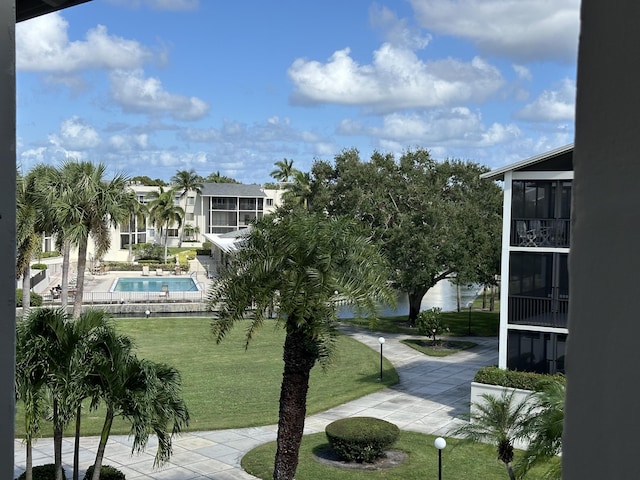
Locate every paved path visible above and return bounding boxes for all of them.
[14,327,497,480]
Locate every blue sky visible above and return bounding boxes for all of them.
[16,0,580,184]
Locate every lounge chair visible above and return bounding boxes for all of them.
[156,268,163,276]
[142,265,149,276]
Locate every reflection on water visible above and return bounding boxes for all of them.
[337,279,481,318]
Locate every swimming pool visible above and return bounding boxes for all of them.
[111,277,200,292]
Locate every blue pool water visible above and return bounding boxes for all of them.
[111,277,199,292]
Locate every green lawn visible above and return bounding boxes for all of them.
[242,431,559,480]
[342,310,499,337]
[15,317,399,437]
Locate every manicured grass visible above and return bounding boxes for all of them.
[242,431,559,480]
[15,317,398,437]
[343,310,499,337]
[401,338,477,357]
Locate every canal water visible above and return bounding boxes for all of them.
[337,279,482,318]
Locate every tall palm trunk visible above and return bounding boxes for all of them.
[22,266,31,312]
[53,399,64,480]
[72,238,89,318]
[73,406,82,480]
[92,407,115,480]
[273,329,316,480]
[25,438,33,480]
[61,240,71,309]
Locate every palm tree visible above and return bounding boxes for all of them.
[16,170,44,311]
[204,170,240,183]
[450,390,530,480]
[170,169,203,244]
[147,186,184,262]
[208,208,394,480]
[515,381,565,479]
[282,170,313,209]
[88,344,189,480]
[270,158,296,184]
[123,190,148,263]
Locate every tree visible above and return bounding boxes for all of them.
[146,186,184,262]
[270,158,296,183]
[516,381,565,479]
[87,329,189,480]
[450,390,530,480]
[281,170,313,210]
[208,208,395,480]
[16,170,45,311]
[204,170,240,183]
[129,175,167,186]
[171,169,203,244]
[309,148,503,322]
[124,191,148,263]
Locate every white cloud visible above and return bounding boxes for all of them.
[369,5,431,50]
[110,69,210,120]
[338,107,521,148]
[288,45,504,112]
[513,65,532,81]
[49,116,102,151]
[516,78,576,122]
[108,134,149,151]
[16,13,152,72]
[408,0,580,63]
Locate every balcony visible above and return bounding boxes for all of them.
[511,218,570,248]
[508,295,568,328]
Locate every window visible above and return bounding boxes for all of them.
[187,196,195,205]
[507,331,566,374]
[186,212,194,221]
[167,229,179,238]
[266,198,274,207]
[239,198,256,210]
[210,197,236,210]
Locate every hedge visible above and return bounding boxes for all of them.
[474,366,566,391]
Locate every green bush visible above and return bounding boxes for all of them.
[416,307,448,344]
[474,366,566,391]
[83,465,126,480]
[135,243,164,262]
[325,417,400,463]
[16,464,66,480]
[16,289,43,307]
[83,465,125,480]
[40,251,61,259]
[31,263,48,270]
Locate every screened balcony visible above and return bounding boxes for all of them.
[508,295,569,328]
[511,218,570,247]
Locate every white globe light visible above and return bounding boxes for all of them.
[434,437,447,450]
[378,337,385,345]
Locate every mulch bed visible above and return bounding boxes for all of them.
[312,446,409,470]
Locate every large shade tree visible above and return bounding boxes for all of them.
[308,148,503,322]
[208,208,395,480]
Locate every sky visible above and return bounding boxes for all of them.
[16,0,580,184]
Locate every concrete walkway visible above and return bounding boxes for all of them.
[14,327,498,480]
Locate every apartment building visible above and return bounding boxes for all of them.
[482,144,573,374]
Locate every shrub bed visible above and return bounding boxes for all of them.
[83,465,126,480]
[31,263,47,270]
[474,366,566,391]
[16,464,66,480]
[325,417,400,463]
[16,289,43,307]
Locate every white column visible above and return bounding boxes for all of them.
[498,171,512,369]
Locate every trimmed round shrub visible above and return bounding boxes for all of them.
[325,417,400,463]
[16,464,66,480]
[16,289,43,307]
[83,465,126,480]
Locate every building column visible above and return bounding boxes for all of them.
[1,1,17,477]
[564,0,640,477]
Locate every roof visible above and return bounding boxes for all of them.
[17,0,92,23]
[481,143,574,180]
[203,229,250,253]
[201,183,266,197]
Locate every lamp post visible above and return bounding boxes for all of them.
[378,337,385,381]
[434,437,446,480]
[145,309,150,319]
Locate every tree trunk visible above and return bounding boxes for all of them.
[73,406,82,480]
[72,238,88,318]
[506,462,516,480]
[490,285,496,311]
[22,266,31,312]
[92,407,114,480]
[407,287,428,325]
[61,241,71,309]
[456,283,461,312]
[273,329,316,480]
[482,286,487,309]
[25,438,33,480]
[53,400,64,480]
